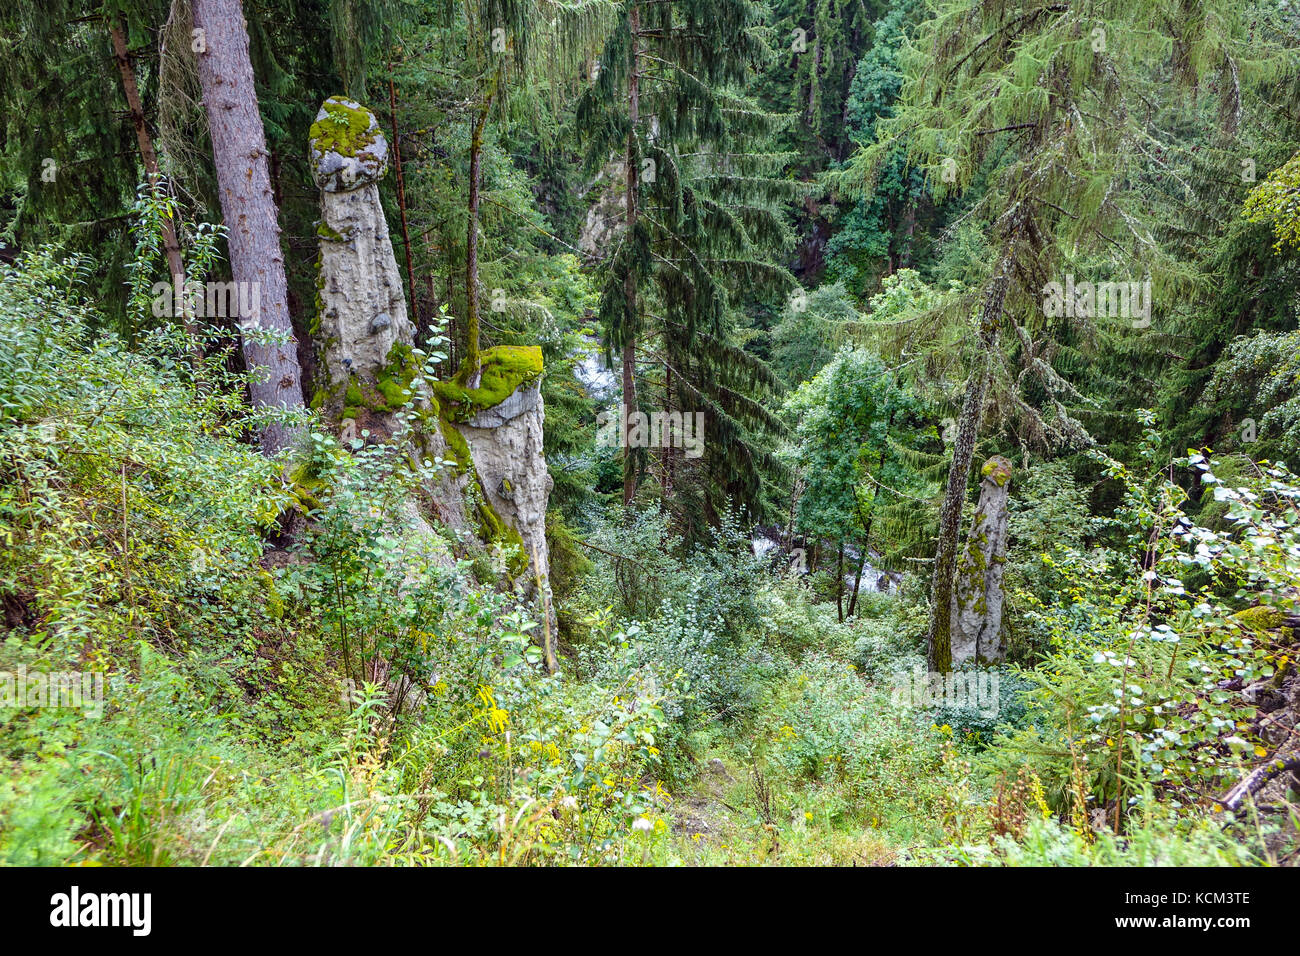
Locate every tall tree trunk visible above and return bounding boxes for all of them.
[388,62,419,335]
[836,542,845,623]
[848,408,894,618]
[807,36,821,120]
[926,248,1014,672]
[847,547,867,616]
[192,0,304,456]
[109,19,198,352]
[621,3,641,508]
[784,475,803,551]
[846,513,873,618]
[464,66,501,384]
[465,105,487,380]
[950,456,1013,665]
[899,200,917,269]
[665,358,676,494]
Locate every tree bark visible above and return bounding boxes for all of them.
[109,19,198,351]
[622,3,641,508]
[836,542,844,623]
[848,411,893,618]
[192,0,304,456]
[784,475,803,551]
[464,65,502,384]
[465,95,489,380]
[662,359,673,496]
[950,456,1013,664]
[846,516,872,618]
[388,63,419,336]
[1221,756,1300,811]
[807,36,820,120]
[926,248,1014,672]
[899,200,917,269]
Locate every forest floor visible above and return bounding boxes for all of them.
[668,747,901,866]
[670,757,750,860]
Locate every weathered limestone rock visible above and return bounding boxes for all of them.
[432,346,555,633]
[577,160,626,258]
[950,455,1013,664]
[308,96,411,406]
[308,102,554,634]
[308,95,470,542]
[310,95,390,191]
[458,379,555,623]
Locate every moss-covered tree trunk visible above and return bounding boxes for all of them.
[950,456,1013,664]
[926,247,1014,672]
[193,0,304,456]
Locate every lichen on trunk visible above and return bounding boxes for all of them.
[949,455,1013,665]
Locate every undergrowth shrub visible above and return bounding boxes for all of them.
[758,652,955,838]
[984,416,1300,840]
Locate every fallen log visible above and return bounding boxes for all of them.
[1220,755,1300,811]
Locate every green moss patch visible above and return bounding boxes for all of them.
[374,342,420,408]
[316,220,347,242]
[471,479,528,580]
[1231,605,1287,631]
[431,345,544,422]
[330,342,422,421]
[345,379,365,408]
[309,96,380,158]
[287,460,328,514]
[438,418,473,474]
[981,456,1013,487]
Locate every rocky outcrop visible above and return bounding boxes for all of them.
[307,95,469,537]
[577,160,626,258]
[308,96,411,413]
[431,346,554,635]
[950,455,1013,665]
[459,379,554,626]
[307,97,555,640]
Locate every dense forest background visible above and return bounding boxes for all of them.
[1,0,1299,865]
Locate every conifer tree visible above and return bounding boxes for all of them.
[757,0,882,163]
[844,0,1293,671]
[0,1,175,333]
[193,0,305,455]
[448,0,612,381]
[576,0,800,513]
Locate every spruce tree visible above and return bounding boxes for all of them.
[193,0,305,456]
[576,0,800,515]
[844,0,1295,671]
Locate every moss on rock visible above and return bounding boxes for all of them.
[431,345,543,422]
[329,343,422,422]
[374,342,420,410]
[287,460,328,514]
[345,379,365,408]
[470,478,528,579]
[309,96,380,158]
[1232,605,1287,631]
[316,220,347,242]
[981,456,1013,487]
[438,418,473,474]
